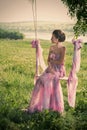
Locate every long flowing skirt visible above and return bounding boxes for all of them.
[28,64,66,113]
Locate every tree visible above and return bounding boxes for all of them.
[0,29,24,40]
[61,0,87,37]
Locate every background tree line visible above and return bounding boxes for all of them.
[0,28,24,40]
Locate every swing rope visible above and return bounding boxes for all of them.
[31,0,46,79]
[31,0,39,76]
[31,0,37,40]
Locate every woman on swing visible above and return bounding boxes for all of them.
[27,29,66,113]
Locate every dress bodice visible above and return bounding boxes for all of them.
[48,45,66,66]
[45,45,66,76]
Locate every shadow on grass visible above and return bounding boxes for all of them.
[0,108,63,130]
[0,99,87,130]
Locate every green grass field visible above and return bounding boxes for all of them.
[0,39,87,130]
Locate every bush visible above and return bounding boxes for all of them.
[0,28,24,40]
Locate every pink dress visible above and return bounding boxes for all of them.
[28,45,66,113]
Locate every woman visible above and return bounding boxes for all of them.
[27,29,66,113]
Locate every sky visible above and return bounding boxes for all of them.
[0,0,76,23]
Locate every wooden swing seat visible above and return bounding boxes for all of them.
[59,76,68,80]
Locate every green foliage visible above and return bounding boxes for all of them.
[61,0,87,37]
[0,28,24,40]
[0,39,87,130]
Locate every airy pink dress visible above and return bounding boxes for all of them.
[28,45,66,113]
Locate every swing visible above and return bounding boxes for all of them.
[30,0,82,108]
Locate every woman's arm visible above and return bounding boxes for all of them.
[47,46,53,64]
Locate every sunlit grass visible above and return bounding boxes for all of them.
[0,39,87,130]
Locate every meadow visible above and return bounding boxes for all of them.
[0,38,87,130]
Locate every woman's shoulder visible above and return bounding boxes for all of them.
[61,46,66,51]
[62,46,66,49]
[50,45,57,50]
[50,45,66,52]
[61,46,66,53]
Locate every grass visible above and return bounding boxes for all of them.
[0,39,87,130]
